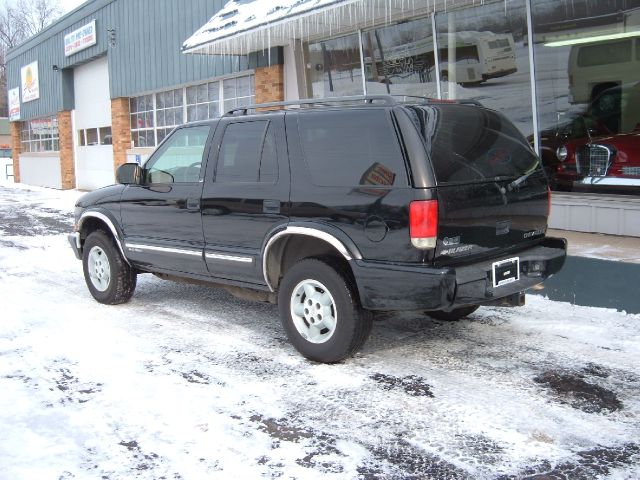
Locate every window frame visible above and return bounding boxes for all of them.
[20,116,60,153]
[130,74,256,149]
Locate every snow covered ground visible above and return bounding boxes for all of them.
[1,183,639,479]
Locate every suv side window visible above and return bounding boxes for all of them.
[216,121,278,183]
[145,126,210,184]
[297,109,407,187]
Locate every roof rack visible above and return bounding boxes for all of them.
[225,95,403,116]
[223,94,481,116]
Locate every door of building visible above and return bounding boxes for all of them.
[73,56,114,190]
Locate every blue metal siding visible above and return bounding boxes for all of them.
[7,0,244,121]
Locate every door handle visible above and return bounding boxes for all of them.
[187,198,200,211]
[263,200,280,214]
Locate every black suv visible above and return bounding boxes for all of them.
[69,96,566,363]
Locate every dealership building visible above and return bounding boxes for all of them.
[6,0,640,236]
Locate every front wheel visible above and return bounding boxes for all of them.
[278,258,372,363]
[82,230,137,305]
[428,305,479,321]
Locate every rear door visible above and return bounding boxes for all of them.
[407,105,548,265]
[200,114,290,284]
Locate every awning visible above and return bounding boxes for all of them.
[182,0,435,56]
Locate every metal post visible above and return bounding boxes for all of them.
[526,0,541,156]
[358,29,367,95]
[431,12,442,99]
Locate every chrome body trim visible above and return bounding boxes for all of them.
[262,226,362,292]
[125,243,202,257]
[78,211,129,264]
[205,252,253,263]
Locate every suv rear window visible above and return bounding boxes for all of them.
[298,109,408,188]
[408,105,541,184]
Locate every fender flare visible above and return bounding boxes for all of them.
[261,223,362,292]
[78,210,130,264]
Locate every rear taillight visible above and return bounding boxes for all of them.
[547,187,552,217]
[410,200,438,249]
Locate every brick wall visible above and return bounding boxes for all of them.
[255,64,285,105]
[111,98,131,170]
[10,122,21,183]
[58,111,75,190]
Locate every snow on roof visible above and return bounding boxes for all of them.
[182,0,431,56]
[183,0,355,54]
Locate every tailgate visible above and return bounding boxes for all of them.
[406,104,549,265]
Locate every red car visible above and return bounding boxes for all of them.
[543,82,640,193]
[555,131,640,192]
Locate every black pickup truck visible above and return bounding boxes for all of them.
[69,96,566,363]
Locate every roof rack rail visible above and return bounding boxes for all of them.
[223,94,482,116]
[224,95,399,116]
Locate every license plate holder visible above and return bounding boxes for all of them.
[492,257,520,288]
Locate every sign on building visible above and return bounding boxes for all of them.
[8,88,20,121]
[64,20,97,57]
[20,61,39,103]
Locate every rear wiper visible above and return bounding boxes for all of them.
[508,167,538,191]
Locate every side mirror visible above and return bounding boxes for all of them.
[116,163,143,185]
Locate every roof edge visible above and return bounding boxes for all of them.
[7,0,115,61]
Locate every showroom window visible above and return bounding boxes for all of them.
[361,17,437,98]
[129,74,255,148]
[306,34,364,98]
[434,2,533,137]
[532,0,640,195]
[20,116,59,153]
[303,2,532,137]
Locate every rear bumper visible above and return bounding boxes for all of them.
[351,237,567,311]
[482,67,517,80]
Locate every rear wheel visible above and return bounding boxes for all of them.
[82,230,137,305]
[278,258,372,363]
[428,305,479,321]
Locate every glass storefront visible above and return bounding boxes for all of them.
[361,17,437,98]
[306,34,364,98]
[532,0,640,195]
[435,1,533,137]
[302,0,640,196]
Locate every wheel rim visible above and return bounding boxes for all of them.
[290,279,337,344]
[88,246,111,292]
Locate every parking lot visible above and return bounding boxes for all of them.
[1,184,639,479]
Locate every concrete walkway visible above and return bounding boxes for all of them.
[535,229,640,313]
[548,229,640,264]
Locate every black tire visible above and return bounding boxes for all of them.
[82,230,137,305]
[278,258,372,363]
[428,305,480,321]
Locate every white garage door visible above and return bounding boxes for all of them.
[74,56,114,191]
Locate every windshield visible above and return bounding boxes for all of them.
[407,105,541,184]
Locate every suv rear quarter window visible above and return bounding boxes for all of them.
[297,109,408,188]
